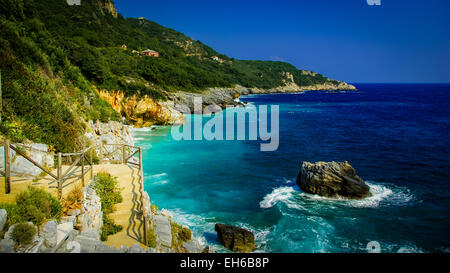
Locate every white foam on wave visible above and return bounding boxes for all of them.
[259,186,295,209]
[169,209,216,248]
[299,182,413,208]
[132,127,153,132]
[153,180,169,185]
[151,173,167,178]
[261,182,414,210]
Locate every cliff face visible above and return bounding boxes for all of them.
[98,89,184,127]
[243,71,357,94]
[90,0,118,18]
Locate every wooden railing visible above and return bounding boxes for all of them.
[99,143,148,244]
[2,141,148,244]
[2,140,94,199]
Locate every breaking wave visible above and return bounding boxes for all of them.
[260,182,414,209]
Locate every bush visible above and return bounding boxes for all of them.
[11,222,36,246]
[100,215,123,241]
[14,186,62,226]
[93,172,123,240]
[93,172,123,214]
[171,221,192,249]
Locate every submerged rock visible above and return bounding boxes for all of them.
[215,223,255,253]
[297,161,371,199]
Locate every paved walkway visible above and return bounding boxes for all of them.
[96,164,147,249]
[0,163,146,249]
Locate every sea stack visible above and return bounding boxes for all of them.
[296,161,372,199]
[215,224,255,253]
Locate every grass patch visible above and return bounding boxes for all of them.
[93,172,123,241]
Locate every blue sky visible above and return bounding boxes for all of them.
[115,0,450,83]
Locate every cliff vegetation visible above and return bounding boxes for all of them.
[0,0,353,151]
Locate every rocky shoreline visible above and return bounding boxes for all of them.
[98,80,356,128]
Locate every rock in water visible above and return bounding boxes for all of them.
[297,161,371,199]
[214,224,255,253]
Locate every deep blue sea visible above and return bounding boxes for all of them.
[134,84,450,253]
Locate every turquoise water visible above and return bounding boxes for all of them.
[134,84,450,253]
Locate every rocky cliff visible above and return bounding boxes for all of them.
[90,0,118,18]
[98,90,184,127]
[97,77,356,127]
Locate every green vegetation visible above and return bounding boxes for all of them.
[0,0,341,152]
[0,187,62,235]
[93,172,123,241]
[171,221,192,251]
[10,222,36,246]
[0,187,62,229]
[147,221,157,248]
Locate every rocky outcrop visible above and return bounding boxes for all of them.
[246,81,357,94]
[215,223,255,253]
[98,90,184,126]
[297,161,371,199]
[167,86,245,114]
[96,74,355,127]
[85,120,134,146]
[85,120,135,162]
[0,143,54,178]
[91,0,118,18]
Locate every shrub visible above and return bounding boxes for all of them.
[14,186,62,226]
[171,221,192,250]
[93,172,123,214]
[11,222,36,246]
[93,172,123,240]
[146,221,157,248]
[100,215,123,241]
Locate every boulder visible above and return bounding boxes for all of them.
[297,161,371,199]
[56,222,74,246]
[0,143,54,177]
[0,209,7,232]
[182,239,203,253]
[0,238,15,253]
[214,223,255,253]
[154,214,172,250]
[41,221,58,248]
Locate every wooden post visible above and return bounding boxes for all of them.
[99,142,103,164]
[81,153,85,187]
[122,144,126,164]
[139,147,147,244]
[4,140,11,194]
[57,153,62,200]
[89,148,93,178]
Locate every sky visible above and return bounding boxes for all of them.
[114,0,450,83]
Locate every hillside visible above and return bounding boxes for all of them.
[0,0,355,152]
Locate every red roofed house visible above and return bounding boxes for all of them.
[141,49,159,57]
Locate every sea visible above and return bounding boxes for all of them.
[133,84,450,253]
